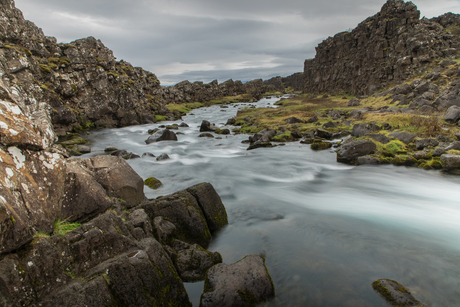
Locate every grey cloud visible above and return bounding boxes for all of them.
[14,0,459,86]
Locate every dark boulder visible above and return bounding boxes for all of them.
[415,138,439,150]
[61,158,114,223]
[441,154,460,170]
[199,133,215,138]
[286,117,304,124]
[310,141,332,151]
[306,116,318,123]
[173,243,223,282]
[315,129,333,140]
[389,131,417,144]
[249,129,276,143]
[156,153,170,161]
[85,155,145,208]
[352,123,381,137]
[142,190,212,247]
[200,120,216,132]
[445,106,460,123]
[432,147,446,157]
[394,84,412,95]
[247,141,275,151]
[152,216,177,245]
[337,140,377,164]
[125,209,154,241]
[186,183,228,233]
[348,98,361,106]
[357,156,384,165]
[145,129,178,144]
[368,134,390,144]
[200,255,275,307]
[446,141,460,151]
[322,122,338,129]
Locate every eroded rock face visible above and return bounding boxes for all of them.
[0,71,66,255]
[303,0,460,95]
[0,212,192,307]
[200,255,275,307]
[61,158,114,223]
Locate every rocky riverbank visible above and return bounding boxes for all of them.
[229,1,460,175]
[0,0,277,305]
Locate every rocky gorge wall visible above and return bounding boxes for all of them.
[303,0,460,95]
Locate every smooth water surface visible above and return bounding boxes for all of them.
[83,97,460,306]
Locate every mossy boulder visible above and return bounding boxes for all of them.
[59,136,88,146]
[440,154,460,170]
[144,177,163,190]
[372,278,423,306]
[310,141,332,151]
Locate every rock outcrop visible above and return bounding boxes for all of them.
[304,0,460,95]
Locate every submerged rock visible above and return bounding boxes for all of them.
[200,255,275,307]
[372,278,423,307]
[145,129,178,144]
[200,120,216,132]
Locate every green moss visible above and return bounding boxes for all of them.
[10,215,16,225]
[60,57,71,65]
[59,136,88,146]
[107,71,119,78]
[272,131,292,142]
[144,177,163,190]
[53,219,81,236]
[39,64,52,74]
[155,115,168,122]
[48,63,58,70]
[446,25,460,35]
[385,140,404,153]
[48,57,60,63]
[64,267,76,279]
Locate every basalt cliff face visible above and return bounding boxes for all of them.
[304,0,460,95]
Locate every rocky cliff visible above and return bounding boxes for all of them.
[303,0,460,95]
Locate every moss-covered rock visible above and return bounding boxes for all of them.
[310,141,332,151]
[372,278,424,307]
[144,177,163,190]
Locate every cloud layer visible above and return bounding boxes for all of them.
[14,0,460,85]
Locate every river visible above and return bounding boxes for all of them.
[82,96,460,306]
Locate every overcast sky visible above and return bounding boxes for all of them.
[13,0,460,86]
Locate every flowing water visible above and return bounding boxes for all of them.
[82,97,460,307]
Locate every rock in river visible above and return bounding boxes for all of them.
[336,140,377,164]
[200,255,275,307]
[145,129,178,144]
